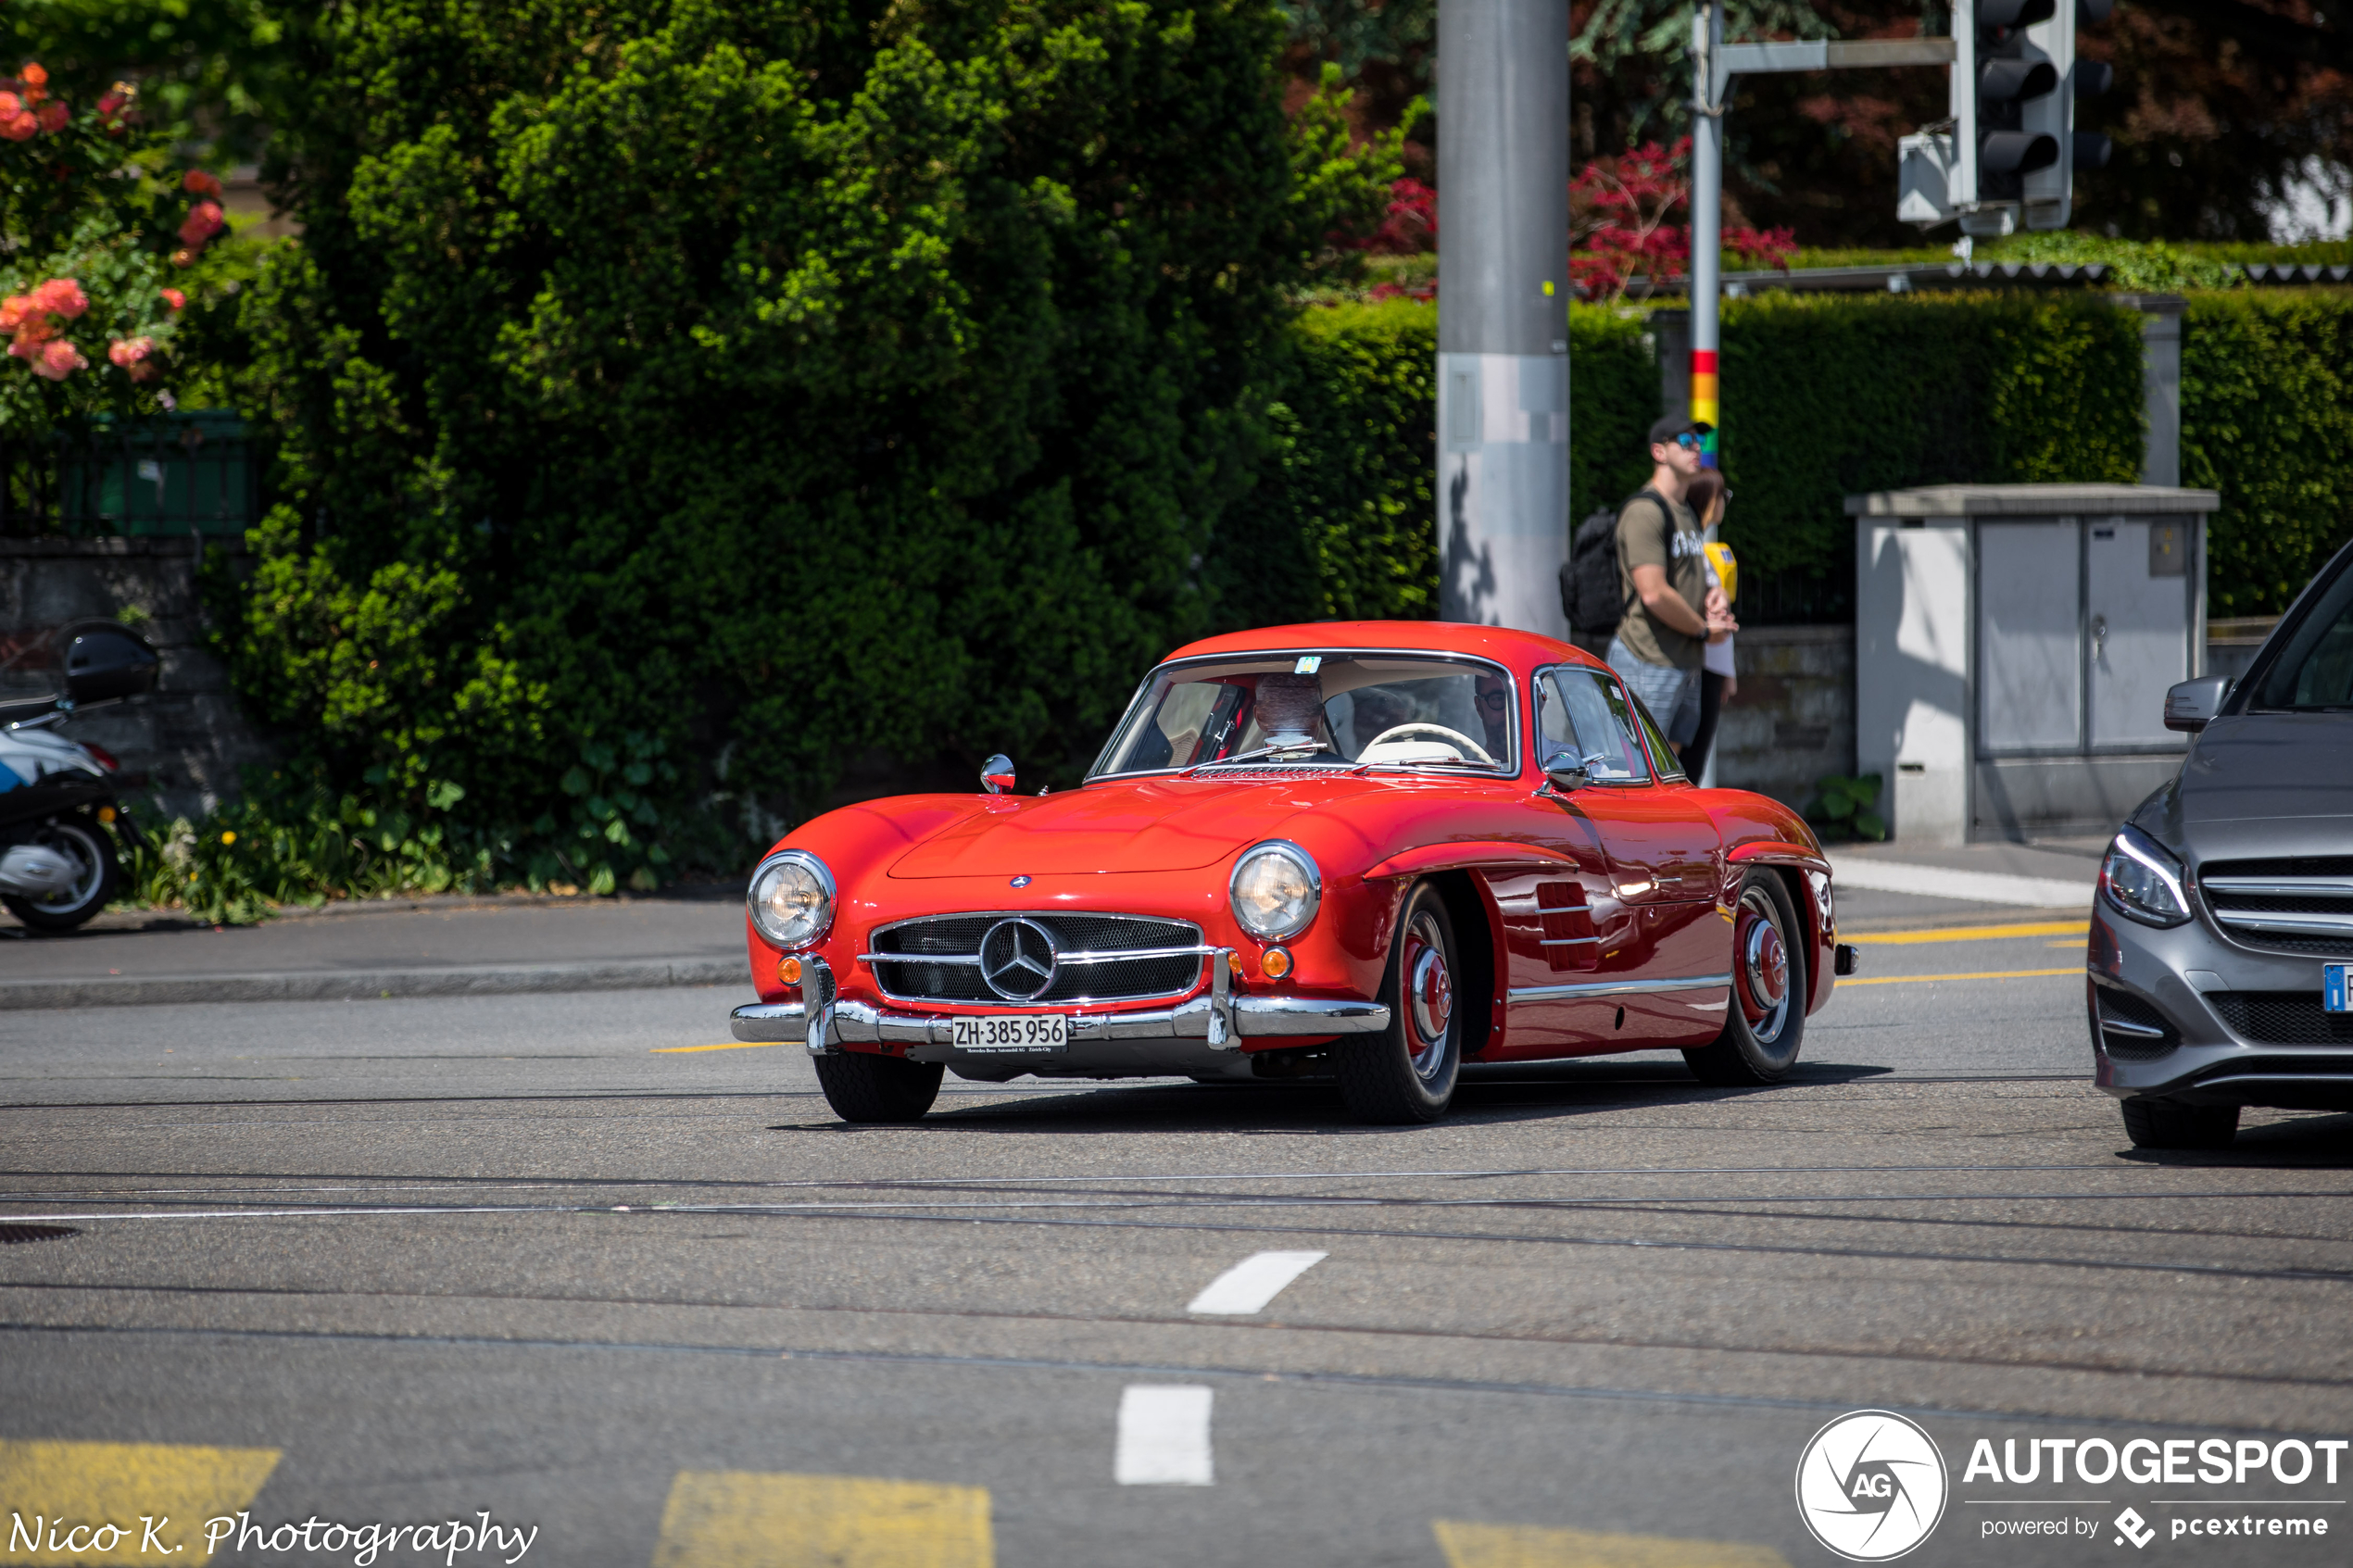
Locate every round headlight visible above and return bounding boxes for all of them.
[1229,841,1321,941]
[749,850,835,949]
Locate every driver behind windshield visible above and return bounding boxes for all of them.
[1475,672,1511,759]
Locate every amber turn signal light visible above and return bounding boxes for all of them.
[778,955,803,985]
[1260,947,1292,980]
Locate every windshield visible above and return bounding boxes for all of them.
[2251,563,2353,711]
[1089,653,1516,777]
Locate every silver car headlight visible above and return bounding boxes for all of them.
[749,850,835,949]
[2100,826,2191,928]
[1229,841,1321,940]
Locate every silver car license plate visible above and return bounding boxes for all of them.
[2327,964,2350,1014]
[952,1014,1069,1053]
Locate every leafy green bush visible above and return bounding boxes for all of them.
[2182,291,2353,616]
[1806,773,1886,843]
[206,0,1400,858]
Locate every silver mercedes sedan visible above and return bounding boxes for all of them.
[2092,536,2353,1148]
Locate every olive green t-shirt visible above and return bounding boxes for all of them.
[1614,490,1710,671]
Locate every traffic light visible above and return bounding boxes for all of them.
[1941,0,2113,232]
[2021,0,2115,227]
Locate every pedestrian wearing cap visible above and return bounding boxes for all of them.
[1605,415,1738,758]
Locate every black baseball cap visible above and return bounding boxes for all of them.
[1648,414,1714,448]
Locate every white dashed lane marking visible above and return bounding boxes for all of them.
[1114,1386,1214,1486]
[1186,1248,1328,1314]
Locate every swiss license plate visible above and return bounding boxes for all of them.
[951,1014,1070,1053]
[2326,964,2350,1014]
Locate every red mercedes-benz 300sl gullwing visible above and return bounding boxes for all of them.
[731,621,1854,1123]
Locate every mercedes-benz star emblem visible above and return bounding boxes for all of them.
[979,917,1059,1001]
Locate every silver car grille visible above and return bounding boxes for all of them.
[2199,858,2353,956]
[863,913,1207,1006]
[2208,991,2353,1047]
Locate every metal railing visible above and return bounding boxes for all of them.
[0,411,258,538]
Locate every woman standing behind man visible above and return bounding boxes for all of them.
[1681,470,1736,781]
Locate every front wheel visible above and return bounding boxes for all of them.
[1335,881,1462,1124]
[813,1050,944,1123]
[1683,870,1806,1086]
[2,816,120,933]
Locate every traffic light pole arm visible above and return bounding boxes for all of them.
[1710,37,1957,100]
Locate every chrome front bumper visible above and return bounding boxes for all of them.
[729,993,1389,1051]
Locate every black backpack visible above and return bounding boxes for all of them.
[1558,489,1665,638]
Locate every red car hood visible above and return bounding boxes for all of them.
[888,778,1345,878]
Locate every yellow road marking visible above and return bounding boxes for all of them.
[0,1440,279,1565]
[2047,937,2087,947]
[1845,920,2085,945]
[651,1471,992,1568]
[1435,1520,1791,1568]
[652,1042,778,1054]
[1842,966,2082,986]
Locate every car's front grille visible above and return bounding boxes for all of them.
[2201,857,2353,957]
[2208,991,2353,1047]
[2095,985,2177,1059]
[866,913,1205,1006]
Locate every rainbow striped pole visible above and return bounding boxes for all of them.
[1690,0,1723,468]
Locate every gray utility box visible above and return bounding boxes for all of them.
[1851,483,2221,845]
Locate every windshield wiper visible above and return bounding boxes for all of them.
[1188,744,1330,774]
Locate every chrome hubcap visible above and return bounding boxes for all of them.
[1734,886,1793,1046]
[1401,910,1453,1080]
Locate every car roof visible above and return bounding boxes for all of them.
[1162,621,1604,673]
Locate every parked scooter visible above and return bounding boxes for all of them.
[0,621,160,931]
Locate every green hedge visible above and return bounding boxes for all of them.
[2183,292,2353,617]
[1218,298,1655,627]
[1718,292,2146,597]
[1255,290,2353,625]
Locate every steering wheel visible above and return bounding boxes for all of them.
[1362,722,1496,765]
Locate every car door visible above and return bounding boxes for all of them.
[1504,665,1729,1055]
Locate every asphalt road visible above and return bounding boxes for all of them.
[3,912,2350,1568]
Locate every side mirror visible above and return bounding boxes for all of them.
[60,622,160,707]
[1542,760,1591,795]
[2164,674,2232,733]
[980,753,1016,795]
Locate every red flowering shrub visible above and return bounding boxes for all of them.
[178,199,225,249]
[0,63,206,420]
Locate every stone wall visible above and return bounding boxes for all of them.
[0,537,276,821]
[1715,624,1856,815]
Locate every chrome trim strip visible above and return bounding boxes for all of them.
[1508,973,1733,1003]
[2203,878,2353,897]
[1233,996,1390,1035]
[821,993,1391,1047]
[730,1002,808,1044]
[2097,1014,2169,1040]
[2214,911,2353,935]
[1539,935,1600,947]
[860,943,1220,968]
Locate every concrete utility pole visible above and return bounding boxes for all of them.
[1436,0,1570,635]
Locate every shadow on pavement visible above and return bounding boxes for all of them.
[2115,1110,2353,1170]
[770,1061,1895,1135]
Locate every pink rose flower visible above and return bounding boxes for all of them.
[178,200,225,248]
[31,278,87,318]
[34,101,66,132]
[31,339,85,381]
